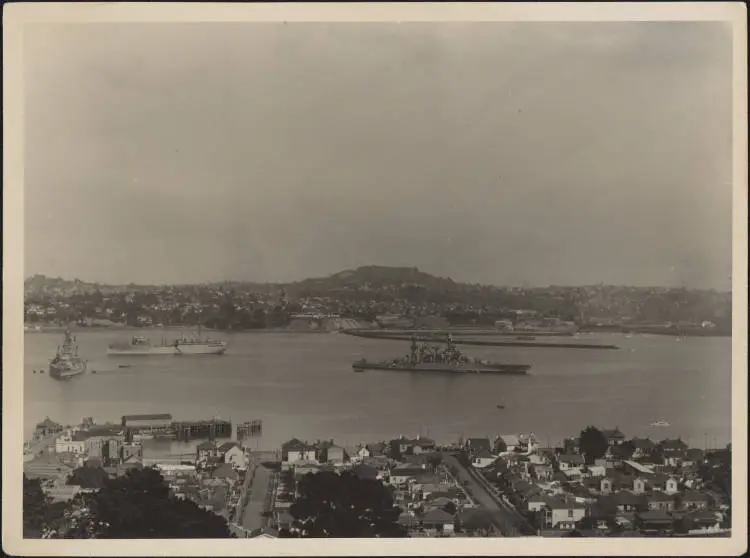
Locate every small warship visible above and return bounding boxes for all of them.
[352,334,530,376]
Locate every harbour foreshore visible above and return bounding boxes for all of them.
[24,414,731,539]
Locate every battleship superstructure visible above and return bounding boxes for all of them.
[49,329,87,379]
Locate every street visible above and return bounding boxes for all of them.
[441,453,529,536]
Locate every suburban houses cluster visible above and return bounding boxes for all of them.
[465,428,731,537]
[23,417,251,520]
[24,416,732,538]
[24,272,731,333]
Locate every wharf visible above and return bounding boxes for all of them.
[172,419,232,441]
[343,330,618,350]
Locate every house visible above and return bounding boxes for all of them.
[358,442,386,459]
[533,463,554,481]
[498,434,521,452]
[419,508,455,534]
[196,441,218,461]
[120,442,143,463]
[681,464,701,481]
[664,477,679,495]
[630,438,657,458]
[682,490,712,510]
[217,442,247,469]
[281,438,317,463]
[633,477,647,495]
[600,477,614,495]
[315,440,347,464]
[660,438,688,454]
[557,454,585,470]
[647,491,675,512]
[528,495,554,513]
[35,417,64,438]
[529,448,555,466]
[470,447,496,469]
[389,464,427,486]
[541,497,587,530]
[686,510,722,531]
[645,473,670,492]
[635,510,674,534]
[212,463,238,485]
[601,428,626,446]
[682,449,705,467]
[55,436,86,455]
[464,437,492,457]
[391,435,435,456]
[613,490,644,513]
[664,450,687,467]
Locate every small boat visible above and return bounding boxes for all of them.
[118,364,132,368]
[650,420,671,427]
[496,404,505,409]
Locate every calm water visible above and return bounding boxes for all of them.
[23,330,731,452]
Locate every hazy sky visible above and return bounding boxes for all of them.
[23,22,734,288]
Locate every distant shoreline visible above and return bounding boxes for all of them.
[24,323,730,338]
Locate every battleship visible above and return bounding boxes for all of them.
[106,326,227,356]
[49,329,87,379]
[353,335,530,376]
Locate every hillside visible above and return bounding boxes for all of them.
[286,266,459,297]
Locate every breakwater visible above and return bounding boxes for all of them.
[343,330,619,350]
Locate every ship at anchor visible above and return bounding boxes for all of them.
[106,325,227,356]
[49,329,87,379]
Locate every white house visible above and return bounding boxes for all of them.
[542,498,587,529]
[281,438,317,463]
[218,442,247,470]
[55,436,86,455]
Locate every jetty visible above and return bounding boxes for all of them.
[342,329,619,350]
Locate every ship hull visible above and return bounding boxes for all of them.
[174,343,227,355]
[106,346,178,356]
[352,360,529,375]
[49,359,87,379]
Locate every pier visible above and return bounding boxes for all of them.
[173,419,232,441]
[343,329,619,350]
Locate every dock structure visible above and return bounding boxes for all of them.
[236,420,263,446]
[173,418,232,441]
[121,413,174,440]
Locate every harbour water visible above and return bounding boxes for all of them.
[23,330,732,452]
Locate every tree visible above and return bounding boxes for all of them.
[24,475,49,538]
[284,471,407,537]
[578,426,609,464]
[58,468,232,538]
[67,466,110,490]
[23,475,66,538]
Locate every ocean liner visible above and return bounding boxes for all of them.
[106,326,227,356]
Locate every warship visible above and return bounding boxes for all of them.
[49,329,87,379]
[353,335,530,376]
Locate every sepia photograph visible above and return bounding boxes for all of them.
[3,2,747,556]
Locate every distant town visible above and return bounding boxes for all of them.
[24,415,732,539]
[23,267,731,335]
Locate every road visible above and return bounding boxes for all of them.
[441,453,530,536]
[241,462,273,532]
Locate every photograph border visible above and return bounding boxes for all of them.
[3,2,747,556]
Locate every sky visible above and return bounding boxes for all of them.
[23,22,734,289]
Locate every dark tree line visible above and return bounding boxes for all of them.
[24,469,232,539]
[280,471,407,538]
